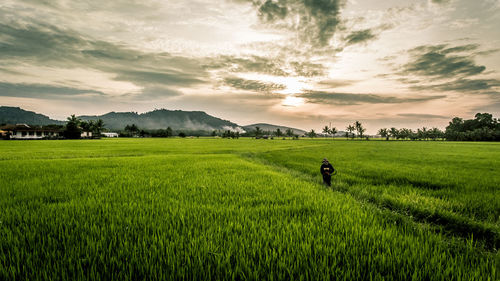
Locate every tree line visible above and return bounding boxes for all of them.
[317,113,499,141]
[377,127,444,141]
[444,113,499,141]
[60,112,499,141]
[64,115,105,139]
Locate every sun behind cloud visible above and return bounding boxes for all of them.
[282,96,305,107]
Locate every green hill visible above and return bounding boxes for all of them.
[79,109,242,131]
[0,106,64,125]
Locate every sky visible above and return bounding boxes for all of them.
[1,0,499,133]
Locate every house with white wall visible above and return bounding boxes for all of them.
[0,124,61,140]
[102,132,118,137]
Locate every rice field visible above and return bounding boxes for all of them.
[0,138,498,280]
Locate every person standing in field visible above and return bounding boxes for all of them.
[320,158,335,187]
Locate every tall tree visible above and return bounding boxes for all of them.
[275,128,283,138]
[389,127,399,140]
[64,114,82,139]
[307,129,317,138]
[322,126,330,137]
[254,126,262,138]
[346,125,355,139]
[378,128,389,140]
[329,127,337,138]
[125,124,139,137]
[92,119,104,137]
[80,120,92,138]
[354,121,365,138]
[286,128,294,138]
[166,126,173,137]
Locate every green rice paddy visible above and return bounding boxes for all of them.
[0,138,498,280]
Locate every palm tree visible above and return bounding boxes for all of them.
[421,127,428,140]
[429,127,443,140]
[67,114,80,124]
[358,126,366,139]
[92,119,104,138]
[378,128,389,140]
[346,125,355,139]
[322,125,330,137]
[307,129,317,138]
[80,120,90,132]
[389,127,399,140]
[329,127,337,138]
[354,121,365,138]
[64,114,82,139]
[80,120,93,138]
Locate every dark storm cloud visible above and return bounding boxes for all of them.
[397,113,450,119]
[205,55,289,76]
[344,29,377,45]
[258,0,288,21]
[115,70,205,86]
[246,0,346,47]
[411,79,500,92]
[0,20,208,97]
[402,44,486,79]
[0,82,104,99]
[0,22,89,63]
[121,86,182,101]
[391,43,500,94]
[298,91,445,105]
[223,77,286,92]
[204,55,327,77]
[290,61,326,77]
[316,79,356,88]
[430,0,450,4]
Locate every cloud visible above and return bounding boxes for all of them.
[402,44,486,79]
[411,79,500,92]
[397,113,450,119]
[298,91,445,105]
[389,43,500,96]
[344,29,377,45]
[114,70,205,87]
[247,0,346,47]
[0,22,88,63]
[289,61,326,77]
[223,77,286,92]
[204,55,288,76]
[0,20,210,99]
[258,0,288,21]
[204,54,327,77]
[430,0,451,4]
[316,79,357,88]
[0,82,104,100]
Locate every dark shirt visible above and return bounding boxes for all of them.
[320,163,334,176]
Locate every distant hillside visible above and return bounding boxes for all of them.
[0,106,64,125]
[1,106,307,134]
[80,109,242,131]
[243,123,306,135]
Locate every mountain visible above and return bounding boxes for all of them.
[243,123,306,135]
[1,106,303,134]
[79,109,242,131]
[0,106,64,125]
